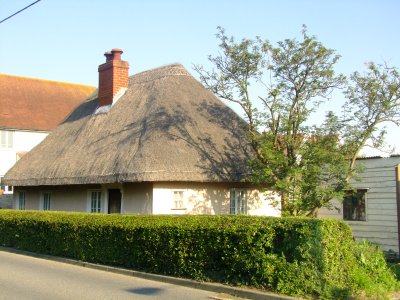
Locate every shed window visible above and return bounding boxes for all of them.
[230,189,248,214]
[343,189,366,221]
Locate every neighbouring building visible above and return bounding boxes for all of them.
[318,155,400,254]
[0,74,95,207]
[3,49,281,216]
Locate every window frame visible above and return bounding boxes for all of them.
[88,190,102,213]
[343,189,367,222]
[230,189,248,214]
[0,130,14,149]
[18,191,26,210]
[40,191,51,211]
[171,190,186,210]
[0,176,12,195]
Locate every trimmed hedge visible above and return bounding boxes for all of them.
[0,210,397,298]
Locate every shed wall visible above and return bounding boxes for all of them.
[318,157,400,253]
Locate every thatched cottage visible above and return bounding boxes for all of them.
[4,49,280,216]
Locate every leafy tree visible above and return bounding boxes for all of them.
[195,27,400,216]
[342,62,400,178]
[195,26,348,216]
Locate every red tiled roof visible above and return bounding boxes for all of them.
[0,74,96,131]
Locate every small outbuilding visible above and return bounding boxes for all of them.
[319,155,400,254]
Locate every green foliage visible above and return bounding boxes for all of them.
[0,210,397,298]
[350,240,399,298]
[194,26,265,132]
[342,62,400,173]
[196,26,400,217]
[389,263,400,281]
[195,26,349,217]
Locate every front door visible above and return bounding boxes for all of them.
[108,189,121,214]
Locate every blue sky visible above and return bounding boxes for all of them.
[1,0,399,155]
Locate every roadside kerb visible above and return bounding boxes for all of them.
[0,246,296,300]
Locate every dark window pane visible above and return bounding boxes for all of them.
[343,190,366,221]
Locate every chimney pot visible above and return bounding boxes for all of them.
[104,51,113,62]
[111,48,123,61]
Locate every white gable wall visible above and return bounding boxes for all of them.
[319,156,400,253]
[0,129,48,177]
[1,129,48,199]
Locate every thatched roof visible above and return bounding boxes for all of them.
[4,64,254,186]
[0,74,96,131]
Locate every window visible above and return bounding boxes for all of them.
[0,176,12,194]
[0,130,14,149]
[41,192,51,211]
[172,190,185,209]
[230,189,248,214]
[18,191,26,210]
[343,189,367,221]
[90,191,102,213]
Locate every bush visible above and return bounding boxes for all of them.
[390,263,400,281]
[351,240,398,298]
[0,210,397,298]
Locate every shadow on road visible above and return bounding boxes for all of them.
[126,287,164,295]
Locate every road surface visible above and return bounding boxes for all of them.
[0,250,233,300]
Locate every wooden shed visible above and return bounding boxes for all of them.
[319,155,400,254]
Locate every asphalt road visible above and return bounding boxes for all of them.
[0,251,230,300]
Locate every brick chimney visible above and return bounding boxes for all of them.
[98,48,129,107]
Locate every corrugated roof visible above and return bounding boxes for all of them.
[4,64,254,186]
[0,74,96,131]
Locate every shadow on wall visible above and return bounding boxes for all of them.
[187,189,281,215]
[188,188,229,214]
[247,190,281,214]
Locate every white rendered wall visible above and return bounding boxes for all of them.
[152,182,281,216]
[0,130,48,176]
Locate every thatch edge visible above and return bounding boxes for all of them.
[4,171,251,187]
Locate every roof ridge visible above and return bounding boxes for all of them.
[129,63,191,84]
[357,155,400,160]
[0,74,95,89]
